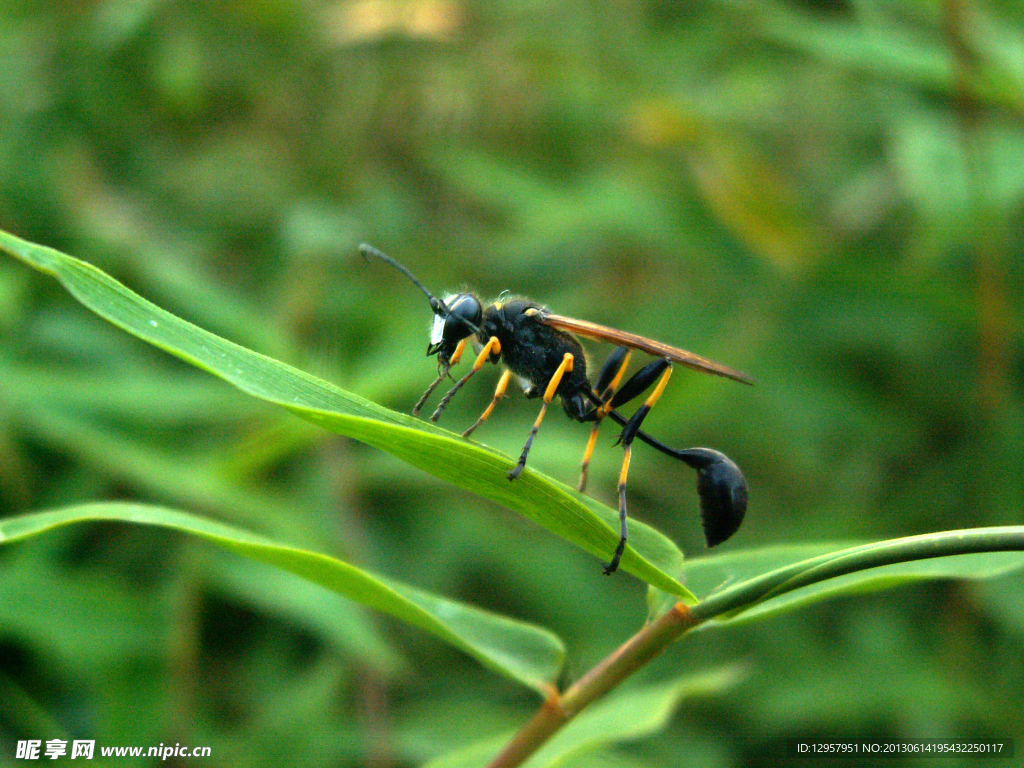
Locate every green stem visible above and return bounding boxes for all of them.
[690,526,1024,623]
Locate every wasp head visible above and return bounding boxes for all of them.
[427,293,482,366]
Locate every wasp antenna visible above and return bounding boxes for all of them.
[359,243,448,316]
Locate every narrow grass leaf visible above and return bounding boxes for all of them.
[0,502,565,693]
[687,527,1024,626]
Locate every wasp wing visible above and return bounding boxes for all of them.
[539,312,754,385]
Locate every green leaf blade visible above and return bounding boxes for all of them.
[0,502,565,694]
[687,528,1024,626]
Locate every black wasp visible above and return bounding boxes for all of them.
[361,244,752,574]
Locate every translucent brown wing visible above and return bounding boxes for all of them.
[539,312,754,385]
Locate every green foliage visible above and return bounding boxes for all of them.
[4,230,1024,766]
[1,0,1023,766]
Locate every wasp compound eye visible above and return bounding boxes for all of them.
[446,294,483,336]
[677,448,748,547]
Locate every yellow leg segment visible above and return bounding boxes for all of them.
[644,364,672,407]
[430,336,501,423]
[449,338,467,366]
[600,350,632,406]
[577,426,601,492]
[578,350,631,492]
[463,369,513,438]
[508,353,574,480]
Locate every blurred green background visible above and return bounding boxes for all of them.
[1,0,1022,766]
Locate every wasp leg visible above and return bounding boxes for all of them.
[607,358,673,411]
[413,338,467,416]
[413,371,446,416]
[508,352,574,481]
[463,369,513,438]
[604,360,672,575]
[579,347,631,492]
[578,427,601,493]
[582,356,669,489]
[430,336,500,423]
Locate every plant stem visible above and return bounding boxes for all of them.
[487,601,701,768]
